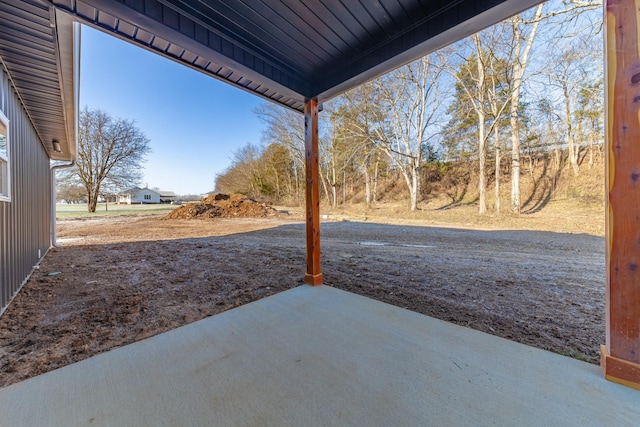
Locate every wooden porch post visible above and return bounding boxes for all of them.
[601,0,640,390]
[304,98,323,285]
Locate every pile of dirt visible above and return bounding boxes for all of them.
[165,193,281,220]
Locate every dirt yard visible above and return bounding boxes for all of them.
[0,210,605,387]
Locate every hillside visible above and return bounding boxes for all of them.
[320,155,606,236]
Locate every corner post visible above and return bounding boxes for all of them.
[601,0,640,390]
[304,99,323,285]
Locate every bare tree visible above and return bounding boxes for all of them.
[375,54,448,211]
[215,143,263,196]
[332,82,385,207]
[443,28,512,214]
[536,6,603,176]
[575,78,604,169]
[318,105,341,207]
[506,0,602,212]
[255,103,306,202]
[56,183,87,204]
[63,108,151,212]
[554,48,583,175]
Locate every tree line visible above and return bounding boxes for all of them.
[215,0,603,214]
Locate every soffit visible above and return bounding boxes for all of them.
[52,0,544,112]
[0,0,77,160]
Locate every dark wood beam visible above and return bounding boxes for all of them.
[601,0,640,390]
[304,98,323,286]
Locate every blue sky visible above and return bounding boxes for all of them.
[80,25,266,195]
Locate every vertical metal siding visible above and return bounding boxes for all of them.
[0,64,51,315]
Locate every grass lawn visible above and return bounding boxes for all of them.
[56,203,178,218]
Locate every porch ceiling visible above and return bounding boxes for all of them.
[0,0,77,161]
[1,0,544,161]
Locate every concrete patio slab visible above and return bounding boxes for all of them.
[0,285,638,426]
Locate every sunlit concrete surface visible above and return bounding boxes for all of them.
[0,285,638,426]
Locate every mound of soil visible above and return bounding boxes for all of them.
[165,193,280,220]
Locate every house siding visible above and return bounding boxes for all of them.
[132,189,161,204]
[0,64,52,314]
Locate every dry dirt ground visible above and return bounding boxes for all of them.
[0,211,605,387]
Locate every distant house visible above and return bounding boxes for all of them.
[118,187,177,204]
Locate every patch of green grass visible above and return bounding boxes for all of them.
[556,350,593,363]
[56,203,178,218]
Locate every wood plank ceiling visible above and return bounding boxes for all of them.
[1,0,544,160]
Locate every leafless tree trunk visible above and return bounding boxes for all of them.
[331,161,338,208]
[495,129,501,214]
[364,166,372,207]
[587,127,595,169]
[373,158,379,203]
[342,166,347,204]
[474,35,488,214]
[562,75,580,175]
[319,169,331,206]
[509,4,544,214]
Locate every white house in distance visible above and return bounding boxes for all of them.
[118,187,177,204]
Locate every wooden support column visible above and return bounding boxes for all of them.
[304,98,323,286]
[601,0,640,390]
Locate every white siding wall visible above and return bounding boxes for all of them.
[132,189,160,204]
